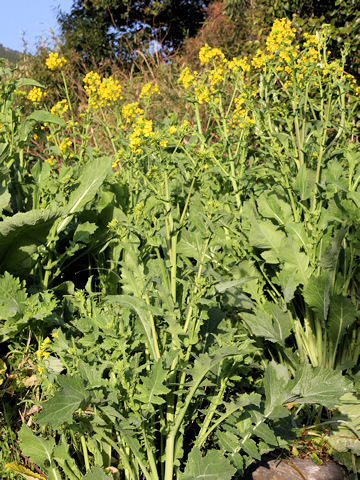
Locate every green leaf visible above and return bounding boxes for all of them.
[73,221,98,243]
[288,364,351,407]
[248,219,286,253]
[256,192,292,225]
[263,362,290,418]
[37,375,89,428]
[53,439,83,480]
[303,273,331,322]
[82,466,113,479]
[0,272,27,319]
[280,245,312,285]
[106,294,158,360]
[294,164,315,200]
[18,425,55,470]
[134,360,170,409]
[57,156,111,233]
[242,303,292,346]
[27,110,66,127]
[240,437,261,460]
[328,296,357,351]
[180,447,236,480]
[0,209,63,276]
[16,78,45,89]
[253,422,278,446]
[277,266,299,303]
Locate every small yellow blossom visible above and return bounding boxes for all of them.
[199,44,226,66]
[46,52,67,71]
[59,137,72,155]
[160,139,168,147]
[27,87,46,103]
[50,99,68,118]
[179,67,196,89]
[169,126,177,134]
[139,82,160,99]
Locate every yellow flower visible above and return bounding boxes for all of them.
[179,67,195,90]
[199,44,226,66]
[139,82,160,99]
[42,352,50,359]
[52,330,59,338]
[169,126,177,134]
[43,337,51,345]
[122,102,144,124]
[83,71,122,110]
[195,85,210,104]
[227,56,250,73]
[38,366,44,374]
[160,139,168,147]
[59,137,72,155]
[46,52,67,71]
[27,87,46,102]
[50,99,68,118]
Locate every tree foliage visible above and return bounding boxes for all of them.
[58,0,210,64]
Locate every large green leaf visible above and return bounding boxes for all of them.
[248,219,286,254]
[0,209,63,275]
[57,156,111,233]
[134,359,170,409]
[106,294,159,360]
[18,425,55,470]
[27,110,66,127]
[263,362,290,418]
[256,192,292,225]
[288,364,351,407]
[82,466,113,479]
[242,303,292,346]
[303,273,331,323]
[180,448,236,480]
[18,425,62,480]
[37,375,90,428]
[328,296,357,350]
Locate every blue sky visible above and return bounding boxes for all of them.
[1,1,74,53]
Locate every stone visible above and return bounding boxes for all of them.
[252,457,344,480]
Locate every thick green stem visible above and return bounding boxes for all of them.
[80,435,90,472]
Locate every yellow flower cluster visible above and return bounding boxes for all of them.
[199,44,226,66]
[122,102,144,125]
[50,99,69,118]
[46,52,67,71]
[36,336,52,359]
[83,71,122,110]
[59,137,73,155]
[27,87,46,102]
[139,82,160,99]
[194,84,211,104]
[266,18,296,54]
[179,67,197,90]
[227,56,251,73]
[129,117,154,154]
[230,95,255,130]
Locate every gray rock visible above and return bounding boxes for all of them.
[252,457,344,480]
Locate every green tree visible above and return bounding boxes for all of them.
[58,0,210,64]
